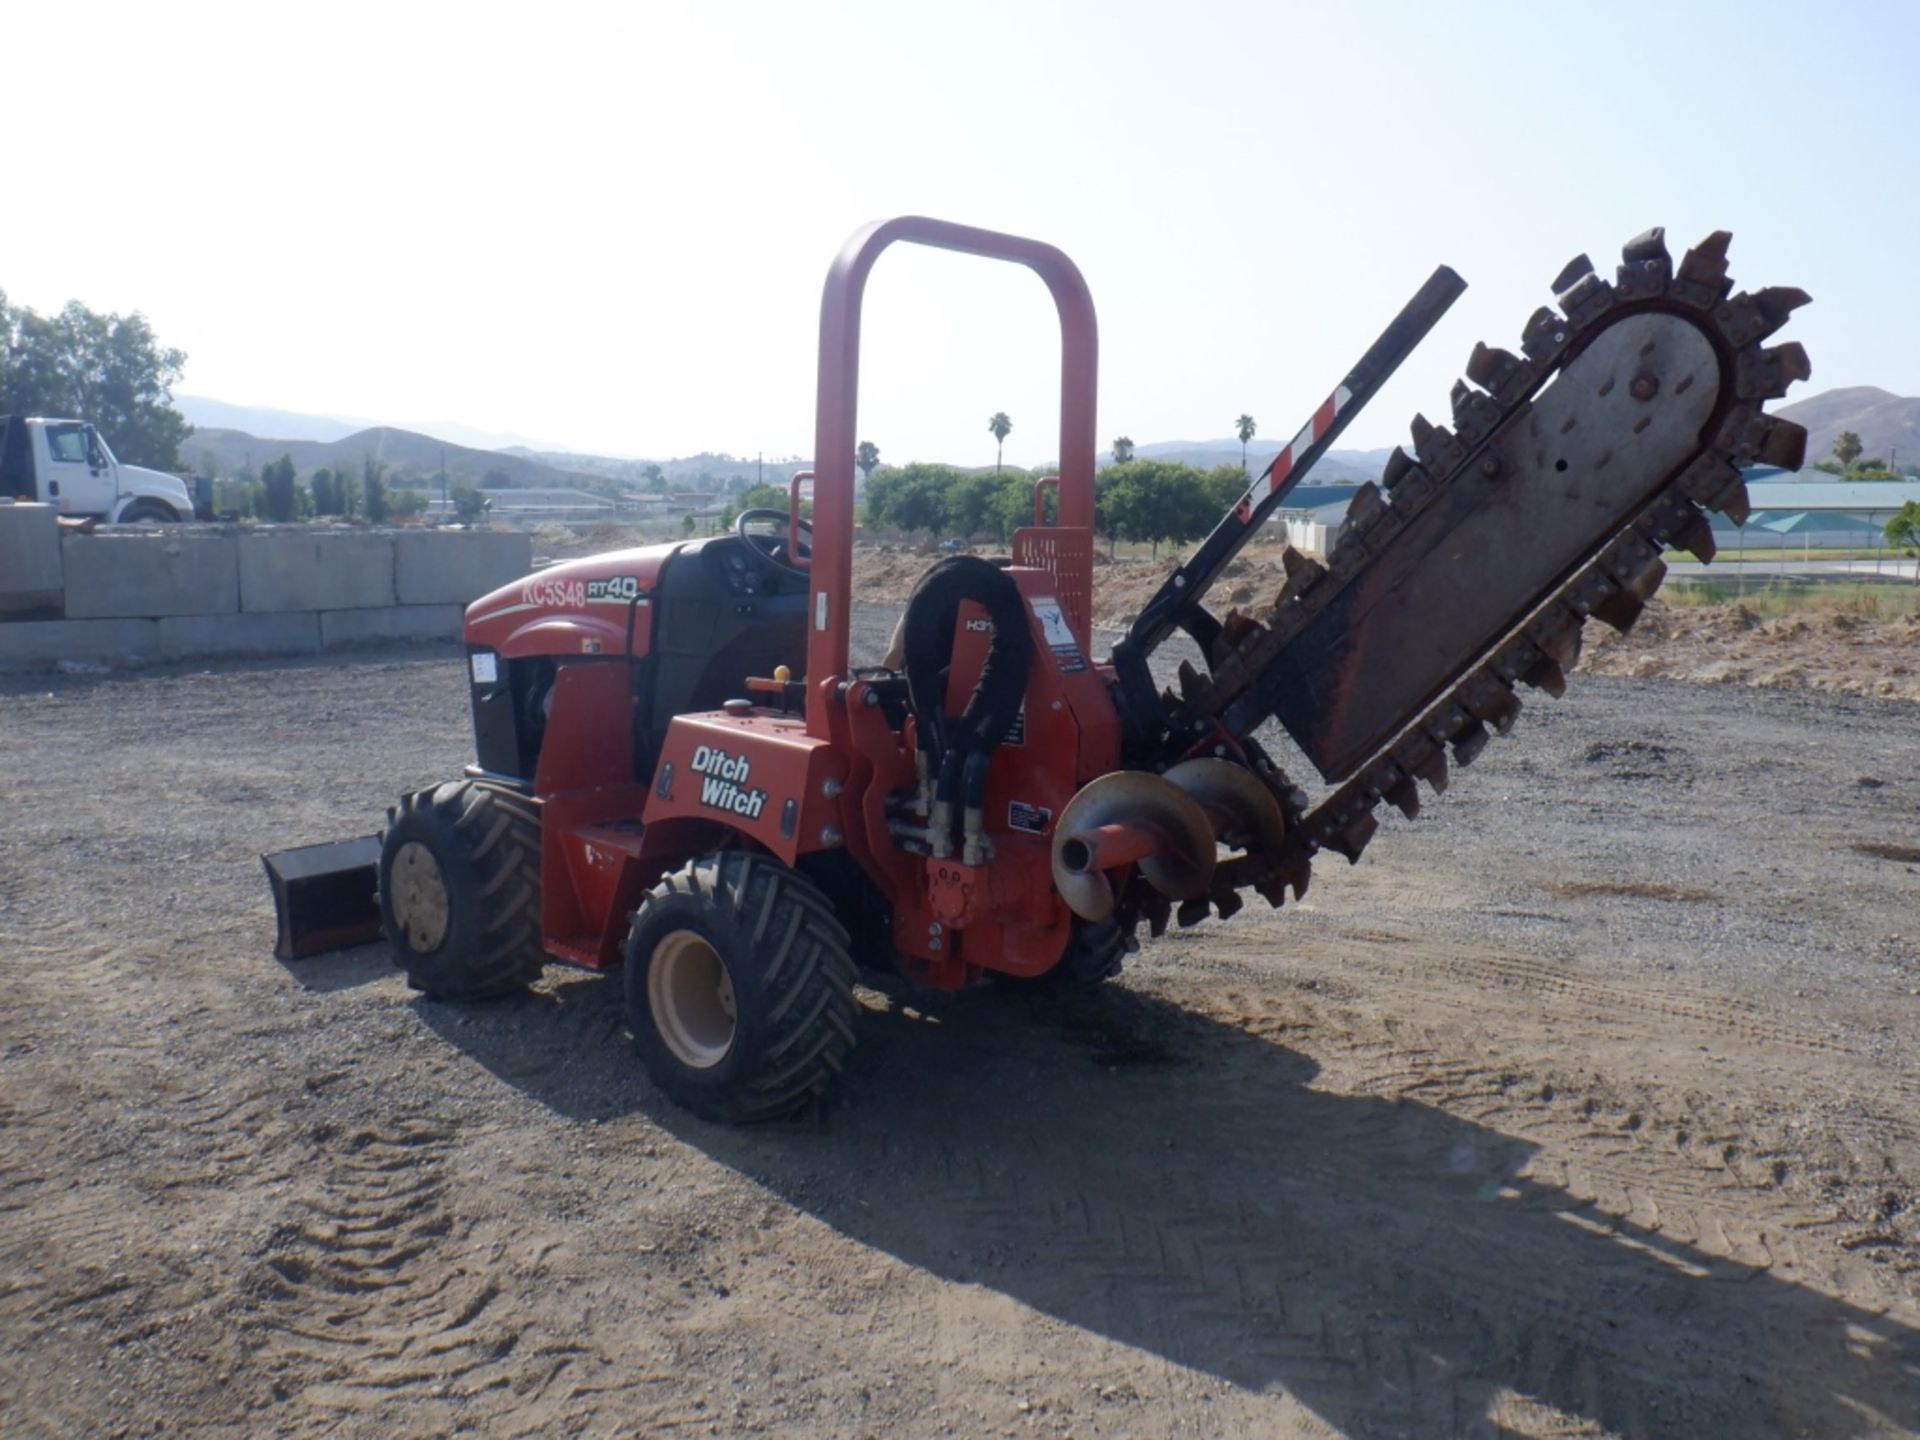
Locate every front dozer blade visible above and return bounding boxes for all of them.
[262,836,383,960]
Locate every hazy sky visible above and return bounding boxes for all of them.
[12,1,1914,466]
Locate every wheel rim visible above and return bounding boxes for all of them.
[648,930,737,1069]
[389,841,451,954]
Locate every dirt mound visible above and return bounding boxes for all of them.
[1583,597,1920,702]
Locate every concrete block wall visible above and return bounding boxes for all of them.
[62,531,240,618]
[0,523,530,670]
[240,532,397,612]
[0,503,64,615]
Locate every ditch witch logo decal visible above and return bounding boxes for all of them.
[692,746,769,819]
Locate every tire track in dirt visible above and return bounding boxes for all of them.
[245,1116,527,1423]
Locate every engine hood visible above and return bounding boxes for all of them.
[120,465,191,502]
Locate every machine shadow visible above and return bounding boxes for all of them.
[428,973,1920,1437]
[276,942,392,993]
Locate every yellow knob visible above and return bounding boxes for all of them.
[774,665,791,682]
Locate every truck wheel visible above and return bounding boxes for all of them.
[625,852,857,1123]
[378,780,545,1000]
[118,500,178,523]
[993,916,1134,996]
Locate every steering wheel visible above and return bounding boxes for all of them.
[734,507,811,579]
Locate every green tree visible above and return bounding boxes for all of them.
[946,472,1006,539]
[739,482,787,511]
[988,411,1012,474]
[1236,414,1257,474]
[991,476,1034,538]
[451,484,486,523]
[214,477,256,519]
[260,454,299,523]
[390,488,428,519]
[362,454,390,524]
[1833,430,1864,468]
[1096,459,1218,558]
[681,511,697,537]
[856,440,881,479]
[864,462,962,535]
[309,468,341,516]
[0,291,193,469]
[1112,436,1134,464]
[1884,501,1920,585]
[642,463,667,491]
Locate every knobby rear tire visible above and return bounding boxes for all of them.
[377,779,545,1000]
[625,852,858,1124]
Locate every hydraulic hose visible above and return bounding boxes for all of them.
[901,556,1033,856]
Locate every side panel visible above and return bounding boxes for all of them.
[533,661,635,795]
[643,712,848,866]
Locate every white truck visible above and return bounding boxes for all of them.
[0,416,196,522]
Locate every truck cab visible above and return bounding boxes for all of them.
[0,416,194,522]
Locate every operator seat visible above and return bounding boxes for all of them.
[638,535,807,769]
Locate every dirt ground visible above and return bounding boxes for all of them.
[4,604,1920,1438]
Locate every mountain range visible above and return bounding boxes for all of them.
[169,387,1915,490]
[1774,387,1920,471]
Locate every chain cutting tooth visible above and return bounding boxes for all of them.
[1521,657,1567,698]
[1450,381,1503,445]
[1736,341,1812,401]
[1412,746,1448,795]
[1757,416,1808,470]
[1557,272,1617,333]
[1622,226,1670,266]
[1671,230,1734,308]
[1327,810,1378,863]
[1465,342,1529,402]
[1668,507,1717,563]
[1345,481,1386,535]
[1451,720,1490,766]
[1593,553,1667,634]
[1176,898,1210,928]
[1473,682,1522,735]
[1280,547,1327,599]
[1551,253,1596,297]
[1716,286,1812,346]
[1384,776,1421,819]
[1520,306,1569,363]
[1674,453,1747,518]
[1381,445,1417,490]
[1615,227,1672,298]
[1177,659,1206,701]
[1409,414,1465,473]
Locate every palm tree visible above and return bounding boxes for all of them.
[1235,414,1257,475]
[988,412,1012,473]
[856,440,880,479]
[1111,436,1134,464]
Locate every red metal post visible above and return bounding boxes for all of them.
[787,469,814,571]
[807,216,1099,738]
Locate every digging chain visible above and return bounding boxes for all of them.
[1145,228,1808,931]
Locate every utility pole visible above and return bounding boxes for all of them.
[439,448,448,511]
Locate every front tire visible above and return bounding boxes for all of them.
[625,852,857,1123]
[378,780,545,1000]
[117,499,179,523]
